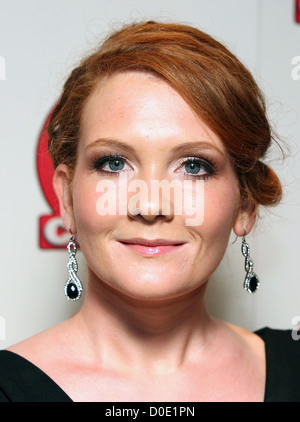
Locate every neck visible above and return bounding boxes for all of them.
[74,273,215,374]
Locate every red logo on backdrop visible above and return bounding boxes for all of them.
[37,109,69,248]
[296,0,300,23]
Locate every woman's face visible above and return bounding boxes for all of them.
[55,71,251,301]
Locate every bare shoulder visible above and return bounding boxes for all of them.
[5,317,266,402]
[218,320,266,364]
[6,318,78,371]
[225,321,265,346]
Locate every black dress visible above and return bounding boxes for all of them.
[0,327,299,402]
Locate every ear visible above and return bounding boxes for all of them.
[232,204,257,237]
[53,164,77,234]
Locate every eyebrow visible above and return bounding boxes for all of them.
[85,138,136,153]
[171,141,225,156]
[85,138,225,156]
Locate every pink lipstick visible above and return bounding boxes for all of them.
[117,238,187,256]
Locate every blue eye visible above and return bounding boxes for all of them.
[90,153,217,180]
[91,155,127,173]
[107,158,125,171]
[184,160,202,174]
[180,157,217,179]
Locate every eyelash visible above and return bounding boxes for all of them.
[177,156,217,180]
[90,154,128,178]
[89,153,218,180]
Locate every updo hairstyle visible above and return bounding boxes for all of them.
[48,21,282,212]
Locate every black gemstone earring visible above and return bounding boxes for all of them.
[241,236,260,294]
[64,235,83,301]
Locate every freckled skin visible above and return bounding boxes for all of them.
[9,72,264,403]
[61,71,248,301]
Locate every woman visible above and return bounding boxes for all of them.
[0,21,299,402]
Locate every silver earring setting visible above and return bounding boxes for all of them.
[64,236,83,301]
[241,236,260,294]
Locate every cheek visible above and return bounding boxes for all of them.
[196,180,239,239]
[73,179,96,229]
[72,177,119,235]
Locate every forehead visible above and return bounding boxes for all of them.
[80,71,224,154]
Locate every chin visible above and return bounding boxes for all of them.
[104,270,201,303]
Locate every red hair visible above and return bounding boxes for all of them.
[48,21,282,210]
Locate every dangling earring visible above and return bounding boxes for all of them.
[241,235,260,294]
[64,234,83,301]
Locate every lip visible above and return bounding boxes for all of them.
[117,238,188,256]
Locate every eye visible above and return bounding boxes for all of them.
[184,160,202,174]
[91,154,131,174]
[105,157,125,172]
[177,157,217,179]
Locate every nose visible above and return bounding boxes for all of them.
[127,176,176,223]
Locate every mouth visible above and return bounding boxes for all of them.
[117,238,188,256]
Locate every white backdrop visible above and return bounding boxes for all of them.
[0,0,299,348]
